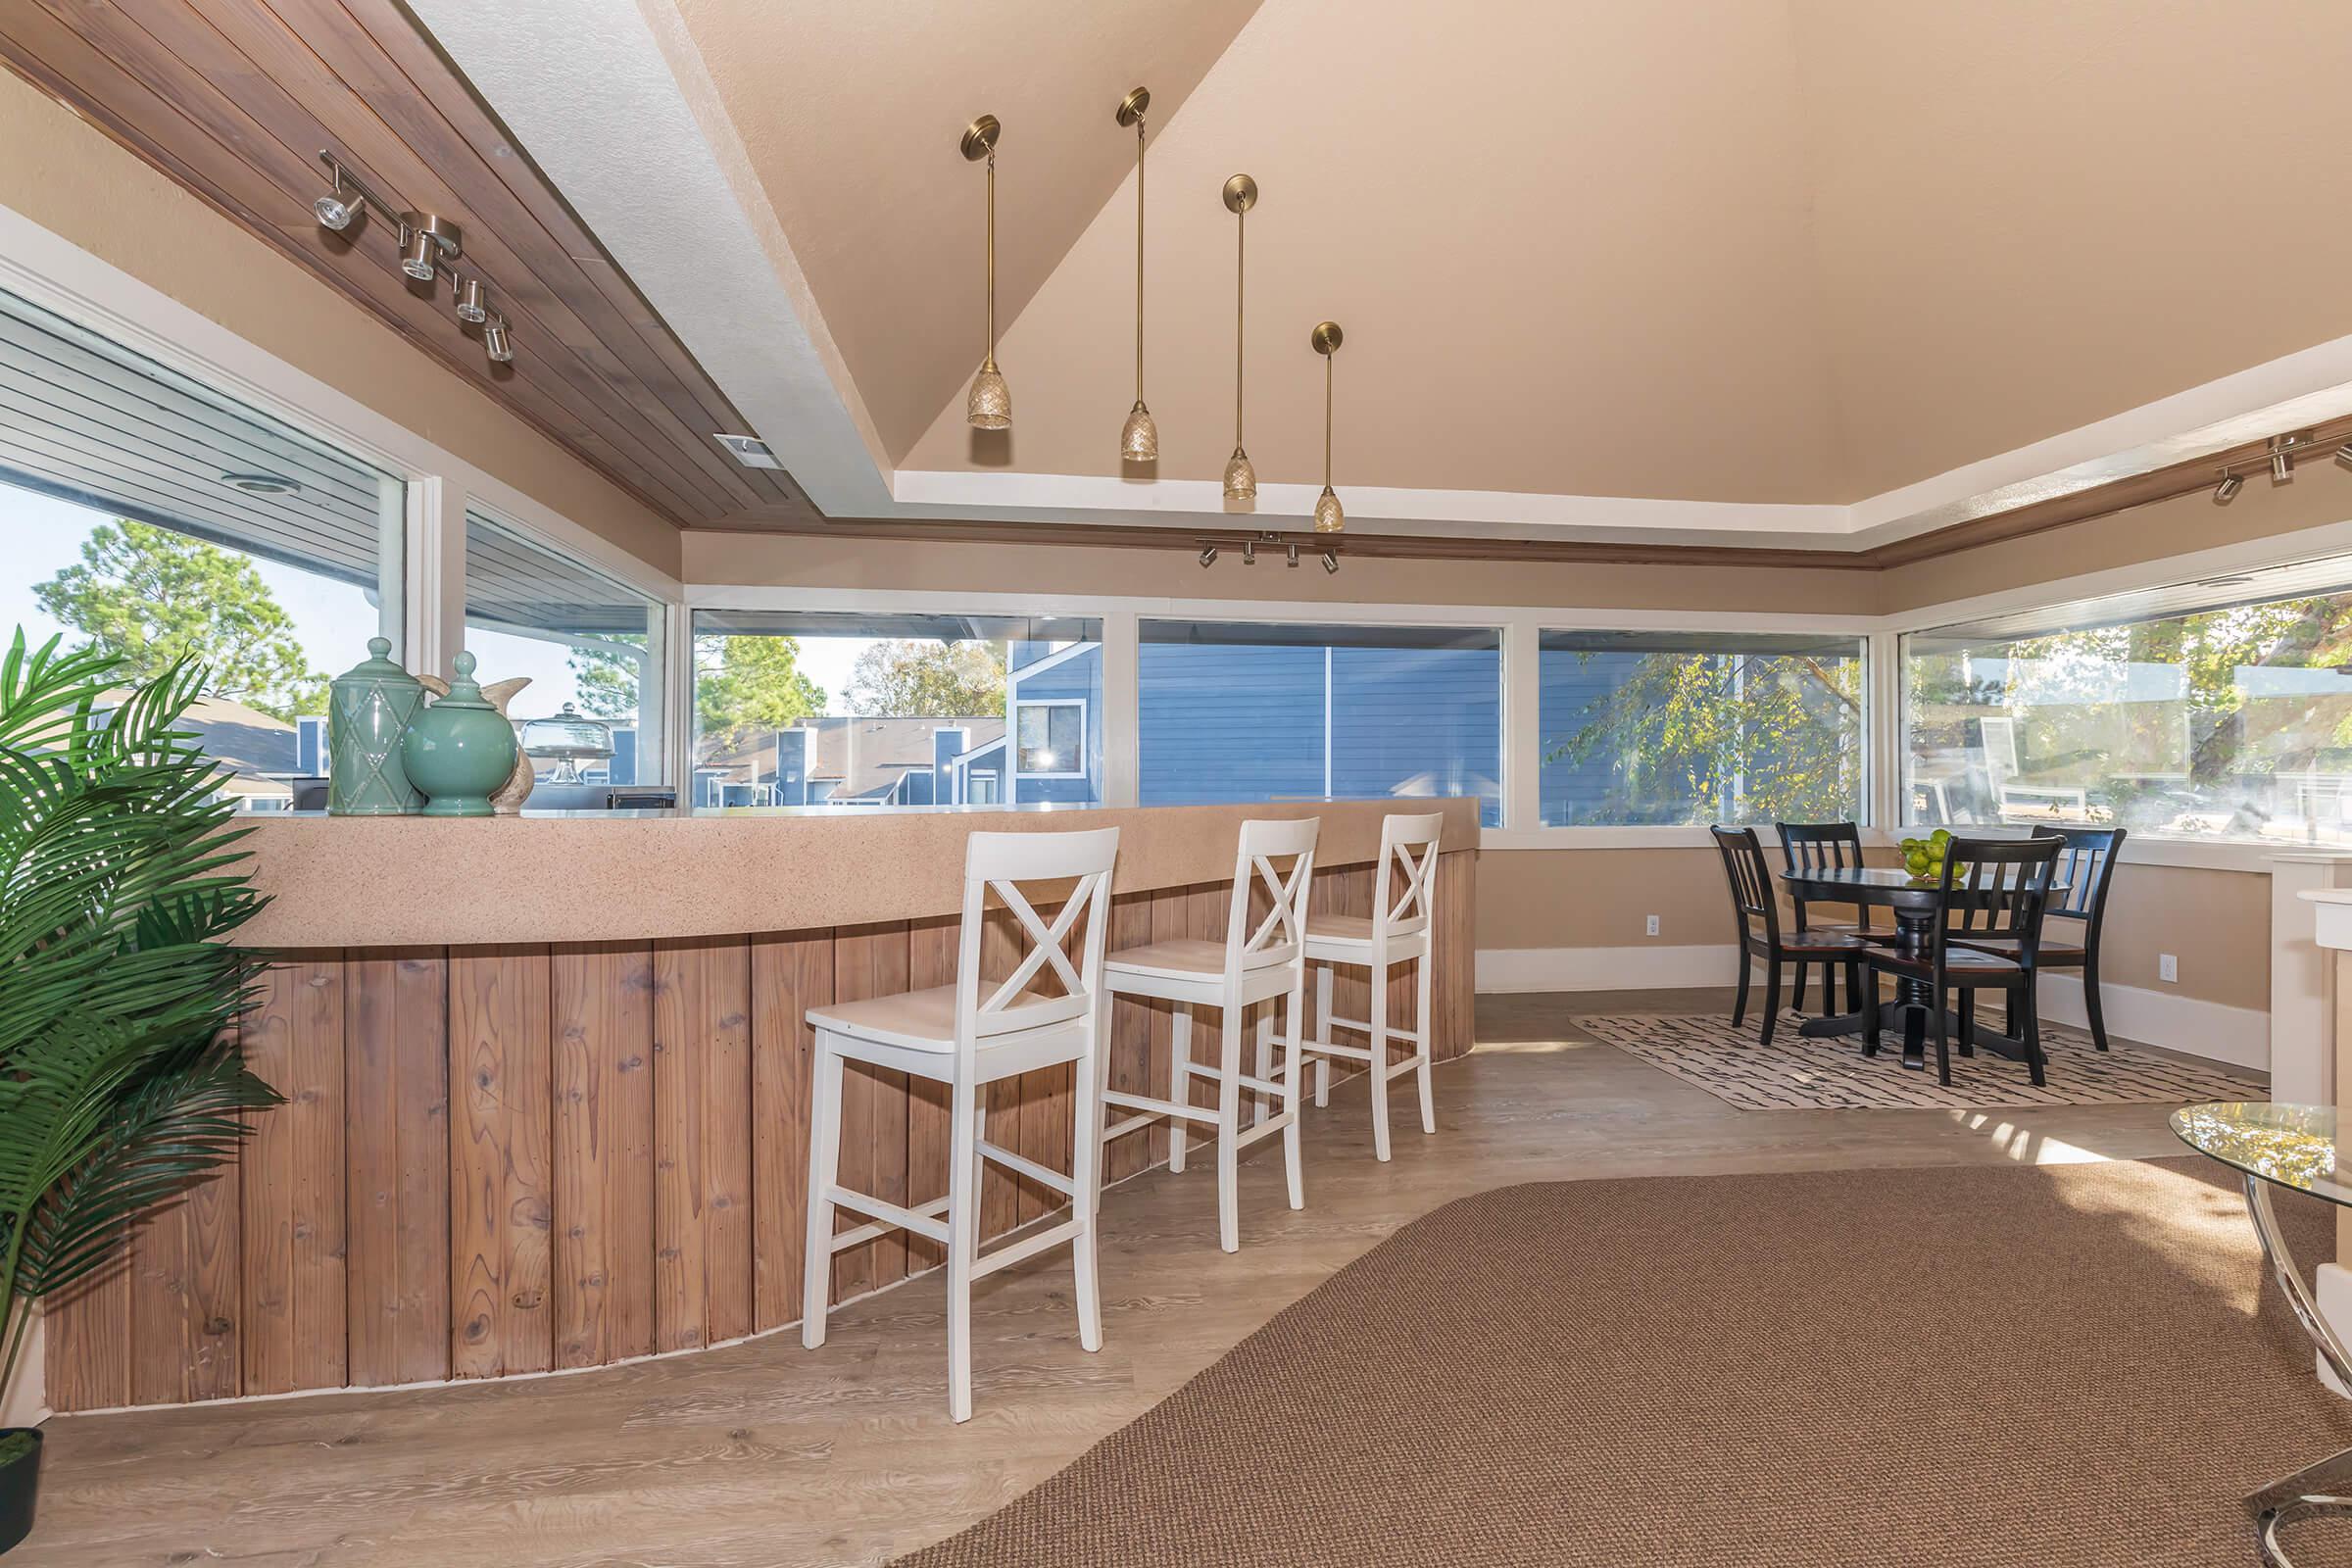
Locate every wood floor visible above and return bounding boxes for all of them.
[15,990,2209,1568]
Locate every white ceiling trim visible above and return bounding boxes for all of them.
[412,0,2352,554]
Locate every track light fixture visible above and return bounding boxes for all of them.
[399,214,463,282]
[961,114,1011,429]
[1193,533,1340,575]
[1117,86,1157,464]
[2271,434,2299,482]
[2215,470,2244,504]
[315,150,513,368]
[2337,443,2352,466]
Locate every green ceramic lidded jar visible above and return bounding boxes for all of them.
[327,636,426,815]
[401,652,519,818]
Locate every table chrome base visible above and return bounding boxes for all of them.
[2246,1447,2352,1567]
[2240,1174,2352,1566]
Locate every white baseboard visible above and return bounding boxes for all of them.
[1476,944,1741,993]
[1475,946,2270,1073]
[2033,972,2270,1072]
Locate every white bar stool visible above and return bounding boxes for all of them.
[1303,811,1444,1162]
[800,826,1119,1424]
[1097,816,1318,1253]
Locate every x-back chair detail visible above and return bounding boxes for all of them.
[800,826,1120,1423]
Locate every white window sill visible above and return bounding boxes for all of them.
[1476,823,2330,874]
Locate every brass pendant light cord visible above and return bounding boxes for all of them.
[1134,115,1146,404]
[1235,204,1245,446]
[984,152,996,362]
[1324,352,1334,485]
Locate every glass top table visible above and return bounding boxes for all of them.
[2172,1102,2352,1565]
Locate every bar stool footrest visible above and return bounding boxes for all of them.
[825,1189,952,1251]
[972,1217,1083,1280]
[977,1138,1075,1199]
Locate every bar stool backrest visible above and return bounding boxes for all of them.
[955,828,1121,1062]
[1225,816,1321,978]
[1372,812,1446,944]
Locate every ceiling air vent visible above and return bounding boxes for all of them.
[713,433,783,469]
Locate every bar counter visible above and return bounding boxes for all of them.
[46,800,1480,1412]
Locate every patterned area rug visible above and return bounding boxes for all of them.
[1580,1010,2263,1110]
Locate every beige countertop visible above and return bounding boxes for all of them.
[229,798,1482,949]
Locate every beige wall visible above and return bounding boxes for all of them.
[0,72,681,577]
[1478,848,2270,1013]
[1879,466,2352,614]
[685,528,1869,613]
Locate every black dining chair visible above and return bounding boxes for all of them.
[1711,826,1868,1050]
[1950,826,2126,1053]
[1775,821,1890,1013]
[1859,833,2062,1087]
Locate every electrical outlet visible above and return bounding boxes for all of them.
[1645,914,1661,937]
[2159,954,2179,984]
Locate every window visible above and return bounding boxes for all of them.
[688,610,1102,808]
[0,283,403,811]
[464,512,666,792]
[1539,630,1865,826]
[1905,565,2352,844]
[1015,699,1086,777]
[1138,620,1502,825]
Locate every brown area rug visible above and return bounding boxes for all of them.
[897,1158,2352,1567]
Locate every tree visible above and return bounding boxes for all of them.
[33,519,329,721]
[567,636,653,719]
[845,639,1005,717]
[1550,649,1862,824]
[693,634,825,760]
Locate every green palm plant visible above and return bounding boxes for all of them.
[0,630,280,1426]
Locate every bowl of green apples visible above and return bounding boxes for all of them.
[1899,830,1960,884]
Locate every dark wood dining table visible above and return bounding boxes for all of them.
[1776,864,2067,1071]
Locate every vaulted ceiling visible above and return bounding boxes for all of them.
[23,0,2352,561]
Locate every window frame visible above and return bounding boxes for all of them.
[1012,696,1088,779]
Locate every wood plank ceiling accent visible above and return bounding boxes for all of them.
[0,0,812,531]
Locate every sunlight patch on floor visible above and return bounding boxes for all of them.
[1947,1108,2109,1164]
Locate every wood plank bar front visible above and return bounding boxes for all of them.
[44,803,1478,1411]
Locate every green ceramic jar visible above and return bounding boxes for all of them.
[401,652,519,818]
[327,637,426,815]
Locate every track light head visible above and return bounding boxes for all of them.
[454,278,488,324]
[2336,443,2352,466]
[315,188,362,231]
[2215,471,2244,504]
[1242,540,1256,565]
[2274,450,2295,482]
[1286,543,1300,568]
[1198,545,1217,567]
[1321,549,1340,575]
[482,317,514,364]
[398,213,463,282]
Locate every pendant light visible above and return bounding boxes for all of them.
[961,115,1011,429]
[1221,173,1258,500]
[1117,86,1157,463]
[1311,320,1345,532]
